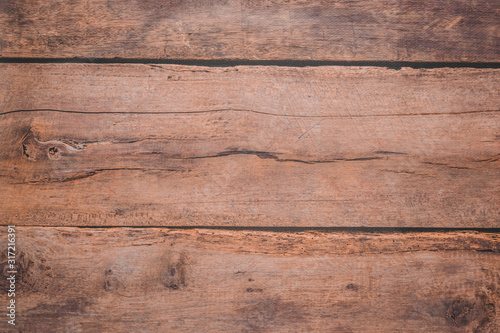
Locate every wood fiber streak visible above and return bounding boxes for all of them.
[0,228,498,332]
[0,64,499,227]
[0,0,498,61]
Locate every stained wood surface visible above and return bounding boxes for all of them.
[1,64,499,227]
[0,228,497,332]
[0,0,498,62]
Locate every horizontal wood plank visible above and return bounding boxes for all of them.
[0,228,498,332]
[1,64,499,227]
[0,0,498,61]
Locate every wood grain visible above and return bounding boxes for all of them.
[1,64,499,227]
[0,228,498,332]
[0,0,498,61]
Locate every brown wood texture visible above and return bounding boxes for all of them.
[0,0,498,62]
[0,228,498,332]
[1,64,499,227]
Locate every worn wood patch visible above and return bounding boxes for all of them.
[0,228,498,332]
[0,64,499,227]
[0,0,498,61]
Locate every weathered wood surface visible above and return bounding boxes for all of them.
[0,228,498,332]
[0,0,498,62]
[1,64,498,227]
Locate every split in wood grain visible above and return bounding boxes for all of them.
[2,107,499,118]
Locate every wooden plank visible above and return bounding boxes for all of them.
[1,64,499,227]
[0,228,498,332]
[0,0,498,61]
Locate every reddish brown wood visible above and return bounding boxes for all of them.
[0,228,498,332]
[0,2,498,331]
[0,0,498,61]
[1,64,498,227]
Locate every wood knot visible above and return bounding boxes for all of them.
[103,269,119,292]
[446,294,495,330]
[346,283,359,291]
[21,131,40,161]
[48,146,61,160]
[447,299,475,327]
[0,251,34,292]
[159,251,190,290]
[21,129,83,162]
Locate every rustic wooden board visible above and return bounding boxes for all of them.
[0,228,498,332]
[1,64,499,227]
[0,0,498,61]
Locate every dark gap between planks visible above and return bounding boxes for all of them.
[1,57,500,69]
[11,225,500,233]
